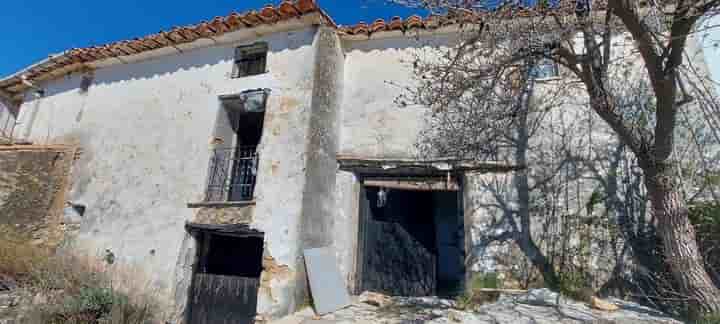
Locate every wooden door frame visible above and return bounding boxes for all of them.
[184,223,265,323]
[352,176,466,296]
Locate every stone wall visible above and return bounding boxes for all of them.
[0,146,75,246]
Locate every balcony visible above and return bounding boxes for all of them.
[205,146,259,203]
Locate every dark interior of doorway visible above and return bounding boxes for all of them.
[187,228,264,324]
[357,186,465,297]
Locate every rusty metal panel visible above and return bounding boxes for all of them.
[188,274,259,324]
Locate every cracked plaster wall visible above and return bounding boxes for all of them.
[14,27,319,320]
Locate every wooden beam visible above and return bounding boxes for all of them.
[337,155,523,175]
[364,180,459,191]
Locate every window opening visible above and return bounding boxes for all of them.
[530,56,559,79]
[206,89,269,202]
[528,43,559,79]
[232,43,268,78]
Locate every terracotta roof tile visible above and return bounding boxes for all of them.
[0,0,611,98]
[0,0,328,97]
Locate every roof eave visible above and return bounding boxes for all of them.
[0,0,333,98]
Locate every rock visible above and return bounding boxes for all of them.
[447,309,464,322]
[522,288,560,306]
[591,296,619,312]
[31,292,48,305]
[0,295,17,308]
[0,275,17,291]
[358,291,391,308]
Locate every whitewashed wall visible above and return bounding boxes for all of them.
[14,27,319,316]
[0,98,14,139]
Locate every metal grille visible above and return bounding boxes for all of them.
[205,146,259,202]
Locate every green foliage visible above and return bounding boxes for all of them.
[704,172,720,187]
[695,314,720,324]
[64,287,121,319]
[25,279,156,324]
[585,189,603,216]
[472,272,500,290]
[453,273,502,310]
[688,202,720,279]
[0,226,157,324]
[689,203,720,225]
[559,270,594,302]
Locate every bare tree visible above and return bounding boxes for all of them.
[394,0,720,316]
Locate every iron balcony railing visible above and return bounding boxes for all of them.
[205,146,259,202]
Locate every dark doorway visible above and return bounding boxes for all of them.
[356,185,465,297]
[228,111,264,202]
[187,224,264,324]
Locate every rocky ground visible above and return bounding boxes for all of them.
[1,286,684,324]
[271,289,684,324]
[0,289,22,324]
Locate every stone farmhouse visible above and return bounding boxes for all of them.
[0,0,713,323]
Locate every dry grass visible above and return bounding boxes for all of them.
[0,225,53,282]
[0,224,161,324]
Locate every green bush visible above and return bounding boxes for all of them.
[65,287,120,319]
[557,269,594,303]
[689,203,720,282]
[472,273,500,290]
[695,314,720,324]
[0,226,158,324]
[454,273,502,310]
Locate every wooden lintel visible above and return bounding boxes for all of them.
[337,154,523,175]
[0,144,71,151]
[364,180,459,191]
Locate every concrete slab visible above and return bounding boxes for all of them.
[304,247,352,315]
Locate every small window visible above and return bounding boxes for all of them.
[530,57,559,79]
[232,43,268,78]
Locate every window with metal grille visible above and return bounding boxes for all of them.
[206,90,269,202]
[232,43,268,78]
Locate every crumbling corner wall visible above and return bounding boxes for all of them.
[0,145,76,246]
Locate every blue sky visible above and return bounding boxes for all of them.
[2,0,719,87]
[0,0,424,77]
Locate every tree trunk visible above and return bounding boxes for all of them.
[517,233,561,289]
[645,165,720,317]
[513,79,560,290]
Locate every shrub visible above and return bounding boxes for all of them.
[557,269,594,303]
[0,225,52,281]
[472,273,500,290]
[454,273,502,310]
[695,314,720,324]
[689,203,720,285]
[0,225,158,324]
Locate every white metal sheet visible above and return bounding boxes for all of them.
[304,247,352,315]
